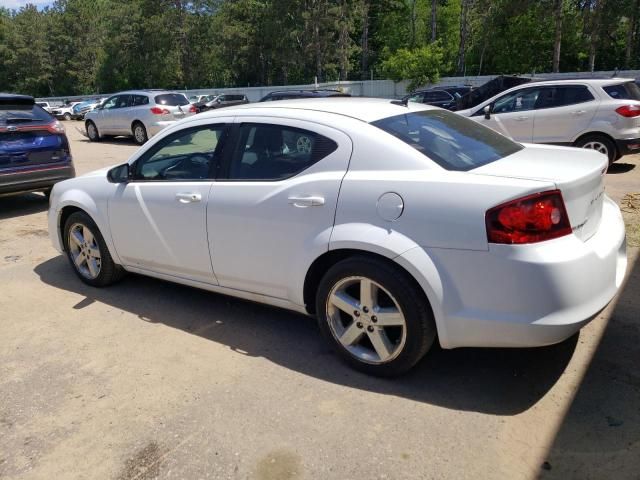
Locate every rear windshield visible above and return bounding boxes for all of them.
[371,110,523,171]
[154,94,189,106]
[0,104,52,125]
[603,82,640,100]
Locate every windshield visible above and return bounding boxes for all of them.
[0,104,52,125]
[154,94,189,106]
[371,110,523,171]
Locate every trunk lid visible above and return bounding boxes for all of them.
[471,144,608,242]
[0,129,69,171]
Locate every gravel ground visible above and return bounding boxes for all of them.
[1,123,639,480]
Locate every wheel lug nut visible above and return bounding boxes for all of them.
[363,306,369,313]
[354,311,360,317]
[367,326,374,332]
[371,316,377,323]
[356,322,363,329]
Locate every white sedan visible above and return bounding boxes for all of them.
[48,98,627,376]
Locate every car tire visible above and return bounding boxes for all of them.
[63,113,72,121]
[575,134,617,164]
[132,122,148,145]
[316,256,436,376]
[86,121,100,142]
[63,211,126,287]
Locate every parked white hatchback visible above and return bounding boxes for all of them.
[48,98,627,376]
[457,78,640,163]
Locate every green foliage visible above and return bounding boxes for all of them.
[381,43,444,90]
[0,0,637,97]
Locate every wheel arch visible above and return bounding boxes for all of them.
[303,246,449,348]
[573,130,618,149]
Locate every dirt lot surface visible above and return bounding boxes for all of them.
[1,124,639,480]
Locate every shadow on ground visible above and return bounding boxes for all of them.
[75,136,139,146]
[539,251,640,479]
[0,193,49,220]
[35,256,579,415]
[607,162,635,174]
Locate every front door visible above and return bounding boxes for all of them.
[207,118,352,301]
[108,123,229,284]
[472,86,542,142]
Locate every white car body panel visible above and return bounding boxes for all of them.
[49,98,628,351]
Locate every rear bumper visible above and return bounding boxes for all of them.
[0,163,75,197]
[614,137,640,157]
[405,195,627,349]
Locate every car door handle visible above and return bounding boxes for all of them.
[572,110,586,116]
[515,116,529,121]
[288,195,325,207]
[175,192,201,203]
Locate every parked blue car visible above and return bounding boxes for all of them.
[0,94,75,198]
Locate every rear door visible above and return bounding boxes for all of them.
[207,118,352,300]
[532,85,598,143]
[472,86,542,142]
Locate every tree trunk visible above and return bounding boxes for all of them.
[431,0,437,43]
[589,0,605,72]
[409,0,417,48]
[552,0,563,72]
[626,0,640,68]
[360,0,370,80]
[456,0,469,75]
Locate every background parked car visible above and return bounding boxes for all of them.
[51,102,83,121]
[0,94,74,198]
[36,101,54,113]
[72,98,106,120]
[198,93,249,111]
[84,90,196,144]
[403,86,473,111]
[189,94,210,104]
[456,78,640,163]
[259,89,350,101]
[193,94,217,112]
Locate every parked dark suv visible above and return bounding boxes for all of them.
[259,89,351,102]
[402,86,473,111]
[0,94,75,197]
[199,94,249,112]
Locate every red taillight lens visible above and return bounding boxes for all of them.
[150,107,170,115]
[615,105,640,117]
[486,190,572,244]
[189,105,197,113]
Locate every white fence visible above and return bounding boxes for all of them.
[36,70,640,105]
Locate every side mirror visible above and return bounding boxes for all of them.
[216,98,222,103]
[107,163,131,183]
[484,105,491,120]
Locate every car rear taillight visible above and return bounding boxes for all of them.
[188,105,197,113]
[46,121,66,134]
[486,190,572,244]
[150,107,170,115]
[615,105,640,118]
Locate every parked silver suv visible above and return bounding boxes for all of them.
[457,78,640,163]
[84,90,196,145]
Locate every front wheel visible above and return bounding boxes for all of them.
[63,113,72,121]
[132,122,148,145]
[316,256,436,376]
[575,134,616,164]
[63,212,125,287]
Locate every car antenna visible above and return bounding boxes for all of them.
[391,98,409,107]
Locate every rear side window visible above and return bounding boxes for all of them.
[154,94,189,106]
[228,123,338,180]
[603,82,640,100]
[535,85,594,109]
[0,104,52,125]
[371,110,523,171]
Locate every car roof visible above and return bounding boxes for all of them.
[526,77,635,86]
[197,97,435,122]
[0,93,34,105]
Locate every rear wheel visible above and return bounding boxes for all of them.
[63,112,72,121]
[86,121,100,142]
[575,134,616,164]
[316,256,436,376]
[132,122,148,145]
[63,211,125,287]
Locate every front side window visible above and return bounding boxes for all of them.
[424,91,452,102]
[102,96,119,110]
[134,125,227,181]
[115,95,131,109]
[492,88,541,114]
[407,93,425,103]
[371,110,523,171]
[227,123,338,181]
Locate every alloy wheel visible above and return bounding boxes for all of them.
[68,223,102,279]
[326,276,407,364]
[134,125,146,143]
[582,141,609,157]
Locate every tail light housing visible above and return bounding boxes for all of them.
[188,105,197,113]
[615,105,640,118]
[150,107,170,115]
[486,190,572,244]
